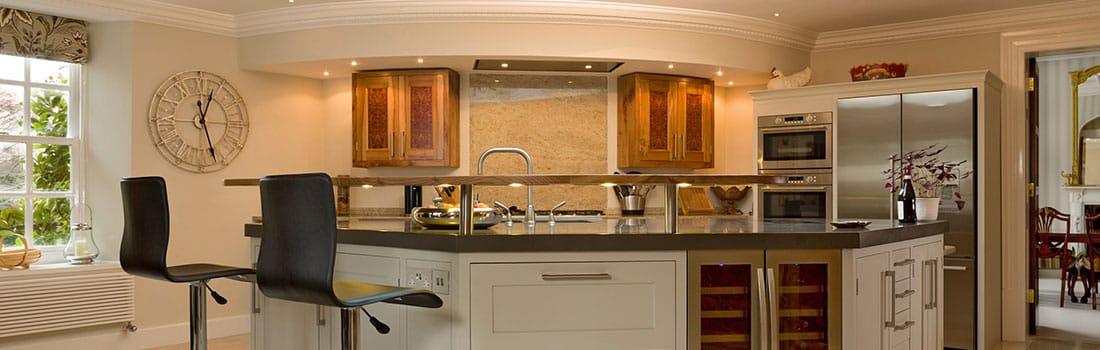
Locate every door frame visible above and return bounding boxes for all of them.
[1000,21,1100,343]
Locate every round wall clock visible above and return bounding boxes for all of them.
[147,70,249,173]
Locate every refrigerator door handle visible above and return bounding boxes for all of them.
[767,268,778,350]
[943,265,968,271]
[756,268,769,350]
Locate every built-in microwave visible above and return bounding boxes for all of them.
[756,172,833,220]
[757,112,832,171]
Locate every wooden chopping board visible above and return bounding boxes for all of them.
[678,187,714,215]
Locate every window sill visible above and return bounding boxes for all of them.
[0,260,122,281]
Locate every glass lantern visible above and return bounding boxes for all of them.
[64,204,99,264]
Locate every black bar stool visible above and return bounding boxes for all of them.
[120,176,255,350]
[257,173,442,350]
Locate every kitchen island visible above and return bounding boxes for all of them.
[244,215,945,350]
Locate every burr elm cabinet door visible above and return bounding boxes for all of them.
[618,73,714,168]
[469,261,677,350]
[352,69,459,167]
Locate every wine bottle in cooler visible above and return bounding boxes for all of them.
[897,169,917,223]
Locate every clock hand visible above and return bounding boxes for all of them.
[196,92,216,161]
[200,91,213,120]
[202,122,216,161]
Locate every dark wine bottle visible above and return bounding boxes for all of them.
[897,170,917,223]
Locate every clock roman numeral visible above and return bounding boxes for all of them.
[158,129,181,145]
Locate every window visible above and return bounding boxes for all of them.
[0,54,82,253]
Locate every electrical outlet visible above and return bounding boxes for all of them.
[431,269,450,295]
[407,267,431,289]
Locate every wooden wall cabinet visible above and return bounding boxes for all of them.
[353,69,459,167]
[618,73,714,168]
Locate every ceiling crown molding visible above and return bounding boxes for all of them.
[813,0,1100,52]
[0,0,236,36]
[234,0,817,51]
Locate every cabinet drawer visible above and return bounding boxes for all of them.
[891,249,914,280]
[471,261,677,350]
[890,308,912,346]
[894,278,914,313]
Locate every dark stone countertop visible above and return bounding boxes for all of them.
[244,216,947,252]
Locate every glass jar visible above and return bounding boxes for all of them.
[64,222,99,264]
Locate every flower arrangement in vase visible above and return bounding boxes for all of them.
[882,145,973,220]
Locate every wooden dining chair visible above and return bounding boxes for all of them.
[1083,213,1100,309]
[1035,206,1075,307]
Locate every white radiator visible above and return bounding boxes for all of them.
[0,264,134,338]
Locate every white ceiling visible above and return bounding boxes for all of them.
[155,0,1074,32]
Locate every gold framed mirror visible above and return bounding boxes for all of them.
[1070,65,1100,185]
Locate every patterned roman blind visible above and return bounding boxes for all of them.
[0,7,88,63]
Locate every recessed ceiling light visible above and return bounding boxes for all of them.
[717,70,724,76]
[289,0,294,3]
[417,58,424,64]
[501,63,509,68]
[728,81,734,85]
[773,12,780,17]
[568,81,574,84]
[584,65,593,69]
[350,60,358,66]
[494,79,500,83]
[323,71,330,76]
[668,64,675,69]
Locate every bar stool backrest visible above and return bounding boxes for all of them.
[120,176,171,281]
[257,173,342,307]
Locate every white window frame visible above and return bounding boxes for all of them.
[0,55,83,262]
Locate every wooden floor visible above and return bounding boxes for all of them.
[148,334,249,350]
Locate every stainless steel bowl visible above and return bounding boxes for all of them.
[411,207,504,229]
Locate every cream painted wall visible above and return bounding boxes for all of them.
[702,85,762,176]
[810,33,1003,84]
[121,21,325,329]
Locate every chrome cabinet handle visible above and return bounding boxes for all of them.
[896,289,916,298]
[251,262,260,314]
[389,132,395,159]
[924,260,935,309]
[884,270,898,329]
[681,134,687,159]
[400,131,406,158]
[931,259,939,309]
[540,273,611,281]
[943,265,967,271]
[893,320,916,330]
[756,268,769,350]
[893,258,916,267]
[767,268,778,350]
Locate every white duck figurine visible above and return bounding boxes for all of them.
[766,66,812,90]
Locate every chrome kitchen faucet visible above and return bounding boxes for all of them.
[477,147,536,226]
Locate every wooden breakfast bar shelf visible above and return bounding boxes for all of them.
[222,174,784,187]
[224,174,785,235]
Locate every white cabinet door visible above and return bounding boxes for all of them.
[470,261,677,350]
[854,251,890,350]
[333,252,403,350]
[251,243,325,350]
[911,240,943,350]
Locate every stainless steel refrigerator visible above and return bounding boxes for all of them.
[836,89,976,350]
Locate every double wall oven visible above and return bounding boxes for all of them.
[757,112,833,220]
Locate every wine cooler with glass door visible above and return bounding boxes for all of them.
[689,250,840,350]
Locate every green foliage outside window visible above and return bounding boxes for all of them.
[0,83,72,247]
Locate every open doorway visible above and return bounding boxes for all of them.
[1029,50,1100,342]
